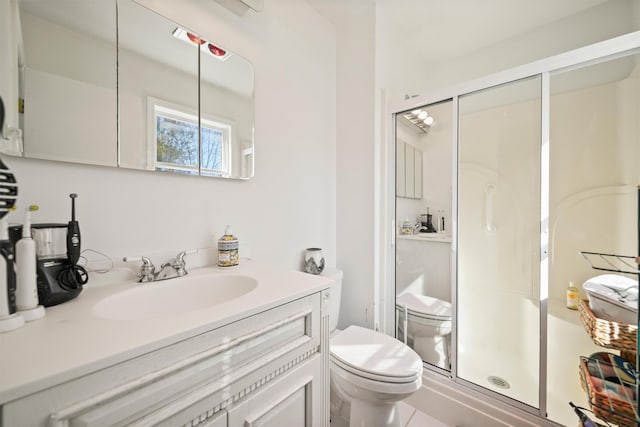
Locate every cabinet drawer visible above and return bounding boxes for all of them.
[3,293,323,426]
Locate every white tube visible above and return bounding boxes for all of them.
[16,234,37,310]
[16,208,44,321]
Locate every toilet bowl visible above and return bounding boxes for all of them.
[323,268,423,427]
[396,292,452,369]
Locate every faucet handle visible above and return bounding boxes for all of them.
[123,256,155,282]
[176,249,198,263]
[174,249,198,276]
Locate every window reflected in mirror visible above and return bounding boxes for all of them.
[151,99,231,177]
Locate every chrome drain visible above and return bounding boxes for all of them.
[488,376,511,389]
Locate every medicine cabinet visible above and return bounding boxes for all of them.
[396,140,422,199]
[11,0,255,179]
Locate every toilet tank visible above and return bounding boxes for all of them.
[321,267,343,332]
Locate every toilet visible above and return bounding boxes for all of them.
[323,268,423,427]
[395,292,452,369]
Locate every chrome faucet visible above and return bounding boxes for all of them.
[122,256,155,283]
[123,249,198,283]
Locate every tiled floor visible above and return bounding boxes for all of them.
[330,400,451,427]
[397,401,451,427]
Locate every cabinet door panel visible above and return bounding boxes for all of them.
[246,387,306,427]
[228,358,321,427]
[414,150,422,199]
[405,144,415,197]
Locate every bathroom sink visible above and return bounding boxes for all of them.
[93,274,258,320]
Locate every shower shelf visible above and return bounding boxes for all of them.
[577,250,640,426]
[578,300,637,355]
[579,355,638,427]
[579,251,640,275]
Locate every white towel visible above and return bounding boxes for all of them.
[583,274,638,301]
[584,274,638,290]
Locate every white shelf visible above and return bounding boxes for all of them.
[397,234,452,243]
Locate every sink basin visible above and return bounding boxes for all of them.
[93,274,258,320]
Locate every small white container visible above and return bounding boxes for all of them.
[16,206,45,321]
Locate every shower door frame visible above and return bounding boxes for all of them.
[383,31,640,420]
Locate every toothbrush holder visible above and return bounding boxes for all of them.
[303,248,325,275]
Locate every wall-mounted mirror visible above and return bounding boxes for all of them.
[18,0,118,167]
[14,0,255,179]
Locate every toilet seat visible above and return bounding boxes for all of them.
[330,325,422,384]
[396,292,451,321]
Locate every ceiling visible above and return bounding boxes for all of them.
[308,0,615,65]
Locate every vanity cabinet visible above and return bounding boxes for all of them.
[1,291,329,426]
[396,140,422,199]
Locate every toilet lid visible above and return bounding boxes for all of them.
[396,293,451,320]
[330,325,422,382]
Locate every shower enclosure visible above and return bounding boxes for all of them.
[390,33,640,426]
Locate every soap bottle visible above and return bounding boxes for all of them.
[566,281,579,310]
[217,226,239,267]
[401,219,413,235]
[15,205,44,321]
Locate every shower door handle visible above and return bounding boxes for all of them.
[391,219,396,247]
[485,184,496,232]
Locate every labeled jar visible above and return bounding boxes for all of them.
[218,226,239,267]
[401,219,413,235]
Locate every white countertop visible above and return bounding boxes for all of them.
[0,260,331,405]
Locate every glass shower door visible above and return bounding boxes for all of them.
[457,76,542,407]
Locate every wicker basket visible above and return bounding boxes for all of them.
[579,356,638,426]
[578,300,637,355]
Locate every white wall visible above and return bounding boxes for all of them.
[549,70,640,301]
[331,3,377,329]
[6,0,337,275]
[395,239,450,302]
